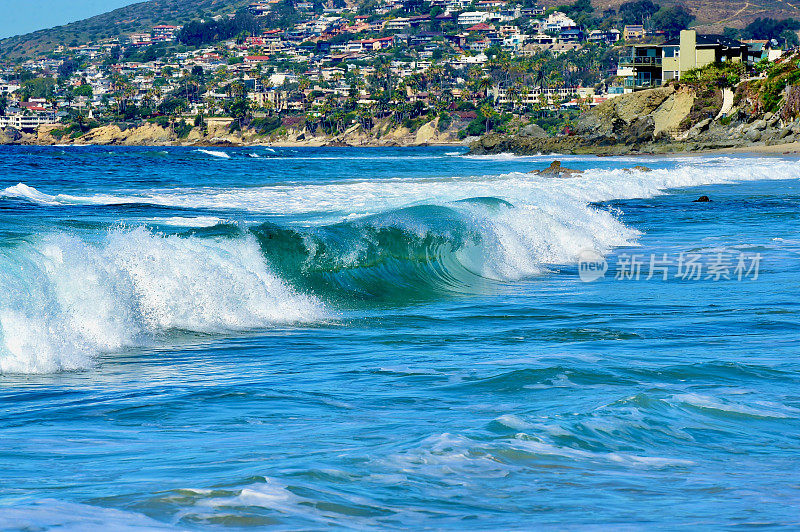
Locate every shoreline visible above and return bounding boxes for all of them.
[5,140,800,156]
[4,127,800,156]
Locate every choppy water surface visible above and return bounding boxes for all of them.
[1,146,799,529]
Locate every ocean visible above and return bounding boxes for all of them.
[0,146,798,529]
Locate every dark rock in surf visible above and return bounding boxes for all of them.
[693,195,711,202]
[530,160,583,177]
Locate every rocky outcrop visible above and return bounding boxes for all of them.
[573,86,674,141]
[518,123,548,138]
[529,160,584,177]
[471,84,800,156]
[0,127,23,144]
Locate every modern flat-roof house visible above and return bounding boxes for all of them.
[661,31,748,82]
[621,30,749,91]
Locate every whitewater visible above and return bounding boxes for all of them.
[1,146,798,529]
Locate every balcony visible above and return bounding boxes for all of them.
[619,56,663,67]
[624,77,663,89]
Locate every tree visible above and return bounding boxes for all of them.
[723,27,740,40]
[479,103,497,132]
[65,90,75,111]
[58,57,79,79]
[73,84,93,98]
[780,29,800,48]
[651,6,694,39]
[178,10,263,46]
[224,97,251,128]
[742,18,800,44]
[20,77,56,101]
[477,77,492,99]
[191,65,205,81]
[618,0,659,26]
[558,0,596,26]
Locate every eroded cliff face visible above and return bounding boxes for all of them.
[0,116,465,148]
[471,85,800,155]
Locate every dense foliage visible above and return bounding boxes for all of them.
[651,6,695,39]
[178,11,262,46]
[618,0,660,26]
[742,17,800,46]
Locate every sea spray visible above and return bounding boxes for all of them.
[0,227,323,374]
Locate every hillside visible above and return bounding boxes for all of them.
[0,0,251,60]
[2,0,800,61]
[540,0,800,31]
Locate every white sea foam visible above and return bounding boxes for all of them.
[5,156,797,216]
[196,149,231,158]
[154,216,230,227]
[391,432,693,475]
[0,500,172,531]
[0,227,324,374]
[3,157,799,374]
[1,182,60,205]
[3,158,798,280]
[675,393,799,419]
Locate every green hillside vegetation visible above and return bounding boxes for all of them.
[0,0,252,60]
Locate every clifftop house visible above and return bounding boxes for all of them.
[621,30,751,91]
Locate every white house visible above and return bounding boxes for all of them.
[543,12,576,32]
[458,11,490,26]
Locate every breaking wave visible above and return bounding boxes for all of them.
[0,228,323,374]
[2,156,800,374]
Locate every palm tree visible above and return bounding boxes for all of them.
[477,77,492,100]
[480,103,496,133]
[506,85,520,112]
[65,90,75,112]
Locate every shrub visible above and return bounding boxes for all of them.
[174,119,193,138]
[681,62,745,88]
[437,111,452,132]
[249,116,282,135]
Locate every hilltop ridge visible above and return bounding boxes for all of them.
[2,0,800,60]
[0,0,252,59]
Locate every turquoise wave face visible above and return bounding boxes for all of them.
[0,146,799,529]
[251,200,517,303]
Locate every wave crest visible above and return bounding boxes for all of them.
[0,227,323,374]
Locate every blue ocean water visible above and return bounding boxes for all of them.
[0,146,799,529]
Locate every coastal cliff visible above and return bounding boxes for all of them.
[0,115,466,148]
[470,82,800,156]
